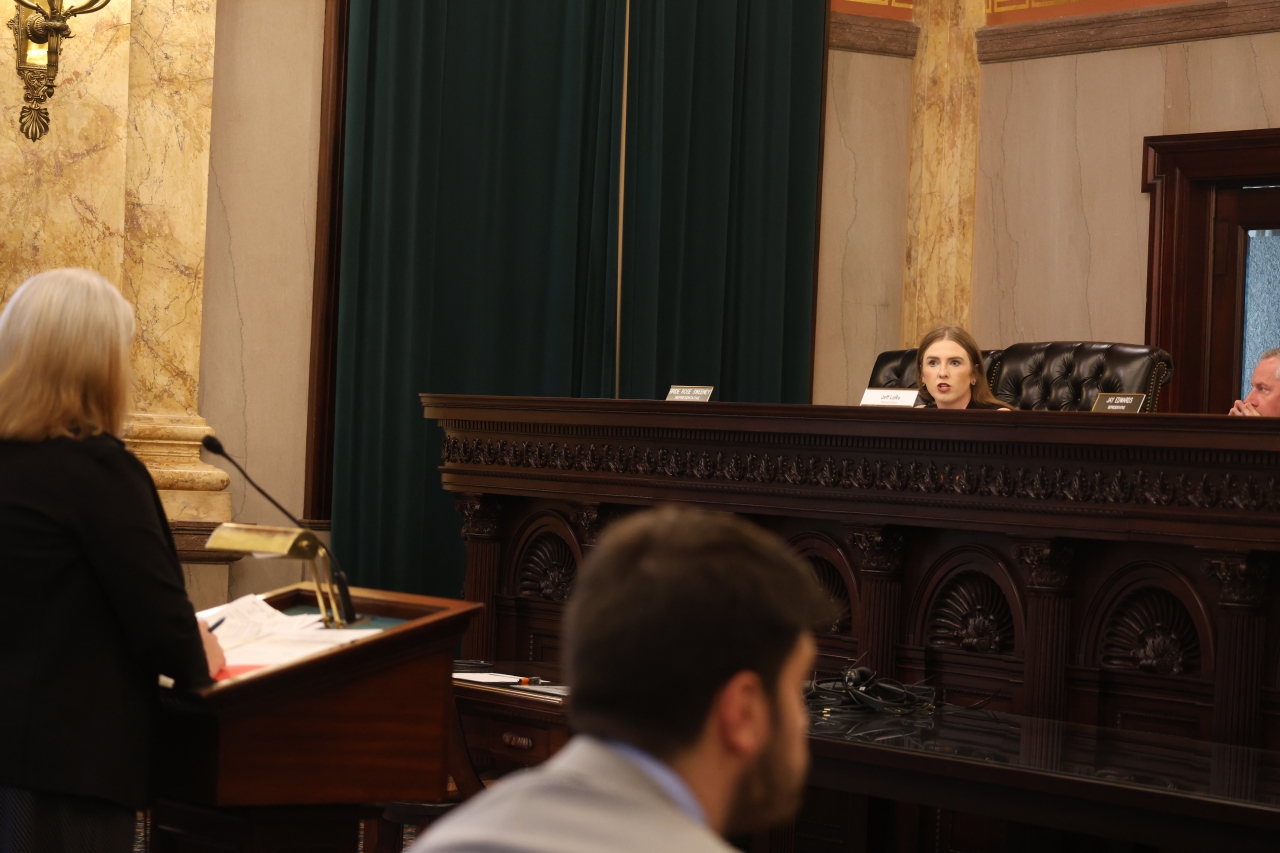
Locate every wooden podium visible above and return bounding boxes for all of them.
[150,583,480,853]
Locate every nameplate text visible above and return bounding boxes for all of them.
[1091,393,1146,413]
[860,388,920,407]
[666,385,714,402]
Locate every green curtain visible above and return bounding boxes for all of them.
[331,0,826,595]
[332,0,625,596]
[620,0,826,403]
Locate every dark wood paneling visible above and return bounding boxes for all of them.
[423,395,1280,772]
[424,395,1280,850]
[303,0,352,523]
[978,0,1280,64]
[808,735,1280,852]
[828,11,919,57]
[155,584,480,806]
[1143,129,1280,413]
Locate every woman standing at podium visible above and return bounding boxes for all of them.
[0,269,224,853]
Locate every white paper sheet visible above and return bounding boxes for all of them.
[453,672,522,684]
[223,629,383,667]
[201,594,325,650]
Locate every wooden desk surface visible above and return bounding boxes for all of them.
[809,708,1280,852]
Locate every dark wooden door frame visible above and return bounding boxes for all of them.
[303,0,351,527]
[1143,128,1280,414]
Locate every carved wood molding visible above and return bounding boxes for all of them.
[848,524,905,574]
[977,0,1280,64]
[568,503,601,548]
[1101,588,1201,676]
[517,533,577,603]
[456,494,501,541]
[927,572,1015,655]
[828,11,920,58]
[1013,539,1074,592]
[1204,552,1272,607]
[439,433,1280,545]
[423,395,1280,548]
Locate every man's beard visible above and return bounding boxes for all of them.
[723,720,807,834]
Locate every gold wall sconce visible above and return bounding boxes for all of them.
[7,0,111,141]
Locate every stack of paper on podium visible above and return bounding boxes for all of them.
[198,595,380,677]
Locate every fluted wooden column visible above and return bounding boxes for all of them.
[1206,553,1270,746]
[457,494,502,661]
[1205,552,1269,799]
[1014,540,1073,771]
[1015,540,1074,721]
[848,526,905,680]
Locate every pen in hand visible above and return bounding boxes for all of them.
[207,616,225,632]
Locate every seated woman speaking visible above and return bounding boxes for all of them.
[0,269,224,853]
[916,326,1010,411]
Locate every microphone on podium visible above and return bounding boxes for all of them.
[201,435,356,624]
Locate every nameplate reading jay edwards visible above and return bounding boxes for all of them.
[666,386,714,402]
[1092,393,1146,413]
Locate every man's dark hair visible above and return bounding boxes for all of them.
[564,507,832,759]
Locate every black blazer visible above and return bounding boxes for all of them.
[0,434,210,809]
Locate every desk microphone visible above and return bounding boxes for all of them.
[201,435,356,624]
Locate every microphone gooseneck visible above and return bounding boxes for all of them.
[201,435,356,623]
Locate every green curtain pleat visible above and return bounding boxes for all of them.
[331,0,825,594]
[332,0,625,595]
[620,0,825,403]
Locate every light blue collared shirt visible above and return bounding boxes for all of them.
[604,739,707,827]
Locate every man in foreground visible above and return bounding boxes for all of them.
[415,507,830,852]
[1229,348,1280,416]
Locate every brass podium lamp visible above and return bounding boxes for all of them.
[205,523,350,628]
[7,0,112,141]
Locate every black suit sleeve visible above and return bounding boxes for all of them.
[75,440,212,689]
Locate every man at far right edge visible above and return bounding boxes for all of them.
[1229,348,1280,417]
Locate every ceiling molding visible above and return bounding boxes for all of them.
[978,0,1280,64]
[828,11,920,58]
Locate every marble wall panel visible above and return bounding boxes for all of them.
[971,34,1280,353]
[973,49,1164,349]
[123,0,218,417]
[0,4,129,305]
[199,0,327,597]
[812,50,913,405]
[1164,33,1280,134]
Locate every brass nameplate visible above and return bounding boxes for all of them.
[666,385,714,402]
[1092,393,1146,413]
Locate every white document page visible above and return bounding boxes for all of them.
[453,673,522,684]
[200,594,324,650]
[201,594,382,672]
[223,629,382,667]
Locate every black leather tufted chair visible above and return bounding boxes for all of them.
[988,342,1172,412]
[867,349,1004,392]
[866,342,1173,412]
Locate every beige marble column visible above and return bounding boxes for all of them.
[900,0,985,346]
[120,0,230,522]
[0,0,228,521]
